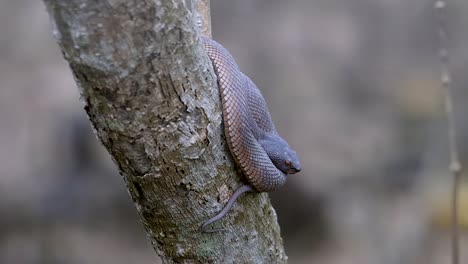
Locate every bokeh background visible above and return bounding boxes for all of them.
[1,0,468,263]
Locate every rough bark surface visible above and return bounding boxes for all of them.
[43,0,287,263]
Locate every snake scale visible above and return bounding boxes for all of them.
[200,37,301,232]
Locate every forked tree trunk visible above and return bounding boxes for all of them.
[43,0,286,263]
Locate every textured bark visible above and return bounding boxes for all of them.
[194,0,211,38]
[43,0,286,263]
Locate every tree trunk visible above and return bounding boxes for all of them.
[43,0,287,263]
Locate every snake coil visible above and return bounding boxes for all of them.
[201,37,301,232]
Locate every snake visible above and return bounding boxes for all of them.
[200,37,301,232]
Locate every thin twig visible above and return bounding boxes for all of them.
[434,1,463,264]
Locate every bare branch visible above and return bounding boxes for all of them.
[434,1,463,264]
[42,0,286,262]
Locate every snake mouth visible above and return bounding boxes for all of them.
[286,167,301,174]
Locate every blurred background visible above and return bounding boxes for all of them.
[1,0,468,263]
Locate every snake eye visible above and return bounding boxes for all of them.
[284,160,292,167]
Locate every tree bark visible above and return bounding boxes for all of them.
[43,0,287,263]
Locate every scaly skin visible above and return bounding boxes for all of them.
[201,37,301,232]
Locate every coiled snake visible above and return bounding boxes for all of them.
[201,37,301,232]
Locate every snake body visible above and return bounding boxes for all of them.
[201,37,301,232]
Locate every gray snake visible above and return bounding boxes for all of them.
[201,37,301,232]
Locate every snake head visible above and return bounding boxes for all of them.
[260,134,301,175]
[279,148,301,175]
